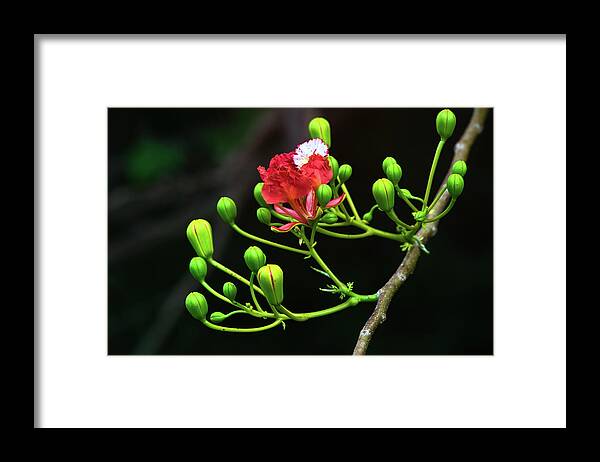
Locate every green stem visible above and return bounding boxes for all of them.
[318,214,406,243]
[299,230,348,293]
[316,227,372,240]
[269,197,402,244]
[428,184,447,211]
[363,204,379,222]
[231,224,309,256]
[385,209,414,229]
[330,207,348,220]
[298,230,375,301]
[317,221,353,228]
[338,202,353,221]
[204,297,377,328]
[422,198,456,223]
[423,139,446,208]
[203,258,377,322]
[274,304,309,322]
[309,220,319,247]
[294,294,377,319]
[350,292,379,303]
[211,310,247,321]
[249,272,267,314]
[301,298,357,319]
[395,186,420,213]
[200,280,242,307]
[278,296,379,321]
[200,280,275,319]
[351,220,407,242]
[202,318,283,333]
[208,258,265,296]
[340,183,361,219]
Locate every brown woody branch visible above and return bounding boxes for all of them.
[352,108,490,355]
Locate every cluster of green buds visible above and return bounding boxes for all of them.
[184,109,468,333]
[368,109,467,251]
[185,219,289,332]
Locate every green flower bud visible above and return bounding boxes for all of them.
[316,184,333,207]
[222,282,237,302]
[384,163,403,185]
[244,246,266,273]
[256,207,272,225]
[372,178,395,212]
[253,182,267,207]
[447,173,465,198]
[257,264,284,306]
[451,160,467,177]
[321,212,338,224]
[185,292,208,321]
[436,109,457,140]
[209,312,226,323]
[216,196,237,225]
[338,164,352,183]
[186,219,214,259]
[308,117,331,147]
[189,257,208,282]
[382,156,397,173]
[362,211,373,223]
[328,156,339,181]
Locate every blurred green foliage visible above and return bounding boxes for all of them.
[122,110,263,188]
[197,109,264,163]
[125,139,184,186]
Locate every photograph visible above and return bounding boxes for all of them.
[108,107,493,355]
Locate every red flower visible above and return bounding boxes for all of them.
[257,138,345,232]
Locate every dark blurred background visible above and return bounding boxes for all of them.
[108,108,493,355]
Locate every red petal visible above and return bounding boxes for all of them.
[325,193,346,208]
[305,189,317,218]
[302,154,333,189]
[271,221,303,233]
[258,152,314,204]
[274,204,304,223]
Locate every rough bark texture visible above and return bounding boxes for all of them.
[353,108,490,355]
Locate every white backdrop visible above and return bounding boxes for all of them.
[35,35,566,428]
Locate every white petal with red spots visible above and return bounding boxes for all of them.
[293,138,328,169]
